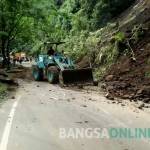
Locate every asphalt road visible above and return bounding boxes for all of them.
[0,79,150,150]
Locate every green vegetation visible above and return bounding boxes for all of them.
[0,83,7,101]
[0,0,135,77]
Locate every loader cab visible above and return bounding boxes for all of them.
[44,42,74,69]
[47,46,55,56]
[53,53,75,70]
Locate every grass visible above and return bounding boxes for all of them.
[0,83,7,103]
[145,71,150,78]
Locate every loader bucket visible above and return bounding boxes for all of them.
[60,68,94,85]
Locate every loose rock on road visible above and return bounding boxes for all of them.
[0,79,150,150]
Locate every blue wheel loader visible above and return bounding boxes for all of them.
[32,42,94,85]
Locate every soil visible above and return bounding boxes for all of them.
[0,65,32,100]
[103,28,150,104]
[8,66,33,81]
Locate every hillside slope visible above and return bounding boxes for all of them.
[103,0,150,103]
[119,0,150,31]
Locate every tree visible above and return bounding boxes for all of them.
[0,0,31,68]
[0,0,136,67]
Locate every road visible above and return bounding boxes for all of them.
[0,78,150,150]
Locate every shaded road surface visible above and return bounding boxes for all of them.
[0,79,150,150]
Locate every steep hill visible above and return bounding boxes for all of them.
[119,0,150,31]
[103,0,150,103]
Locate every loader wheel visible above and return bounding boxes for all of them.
[32,66,43,81]
[47,66,59,84]
[59,72,64,86]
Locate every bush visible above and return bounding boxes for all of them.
[0,83,7,101]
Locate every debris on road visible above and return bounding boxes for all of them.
[81,104,87,108]
[0,76,16,84]
[84,121,89,123]
[105,93,114,100]
[137,102,145,109]
[105,75,114,82]
[0,69,16,84]
[11,96,15,99]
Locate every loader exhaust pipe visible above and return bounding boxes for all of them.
[59,68,94,85]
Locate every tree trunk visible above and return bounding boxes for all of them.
[1,38,7,68]
[6,40,10,69]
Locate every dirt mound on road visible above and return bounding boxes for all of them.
[0,65,33,84]
[101,0,150,105]
[9,66,33,81]
[104,32,150,103]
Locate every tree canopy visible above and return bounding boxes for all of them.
[0,0,135,67]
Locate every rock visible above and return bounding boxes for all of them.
[67,99,71,102]
[142,86,150,95]
[118,82,131,89]
[105,93,114,100]
[122,68,130,73]
[136,89,143,95]
[143,98,150,103]
[117,100,122,104]
[84,121,89,123]
[136,86,150,96]
[81,104,87,108]
[86,90,90,93]
[118,77,124,81]
[78,85,83,89]
[101,83,107,89]
[122,94,130,99]
[129,93,135,99]
[138,102,145,109]
[76,121,83,124]
[105,75,114,82]
[121,103,125,107]
[88,98,96,101]
[144,105,149,108]
[93,81,98,86]
[106,86,114,93]
[11,96,15,99]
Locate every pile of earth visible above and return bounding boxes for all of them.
[103,30,150,103]
[99,0,150,106]
[0,65,32,84]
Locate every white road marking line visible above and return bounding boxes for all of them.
[0,96,21,150]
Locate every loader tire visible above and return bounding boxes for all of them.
[47,66,59,84]
[59,72,64,86]
[32,66,43,81]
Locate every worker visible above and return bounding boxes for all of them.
[47,46,55,56]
